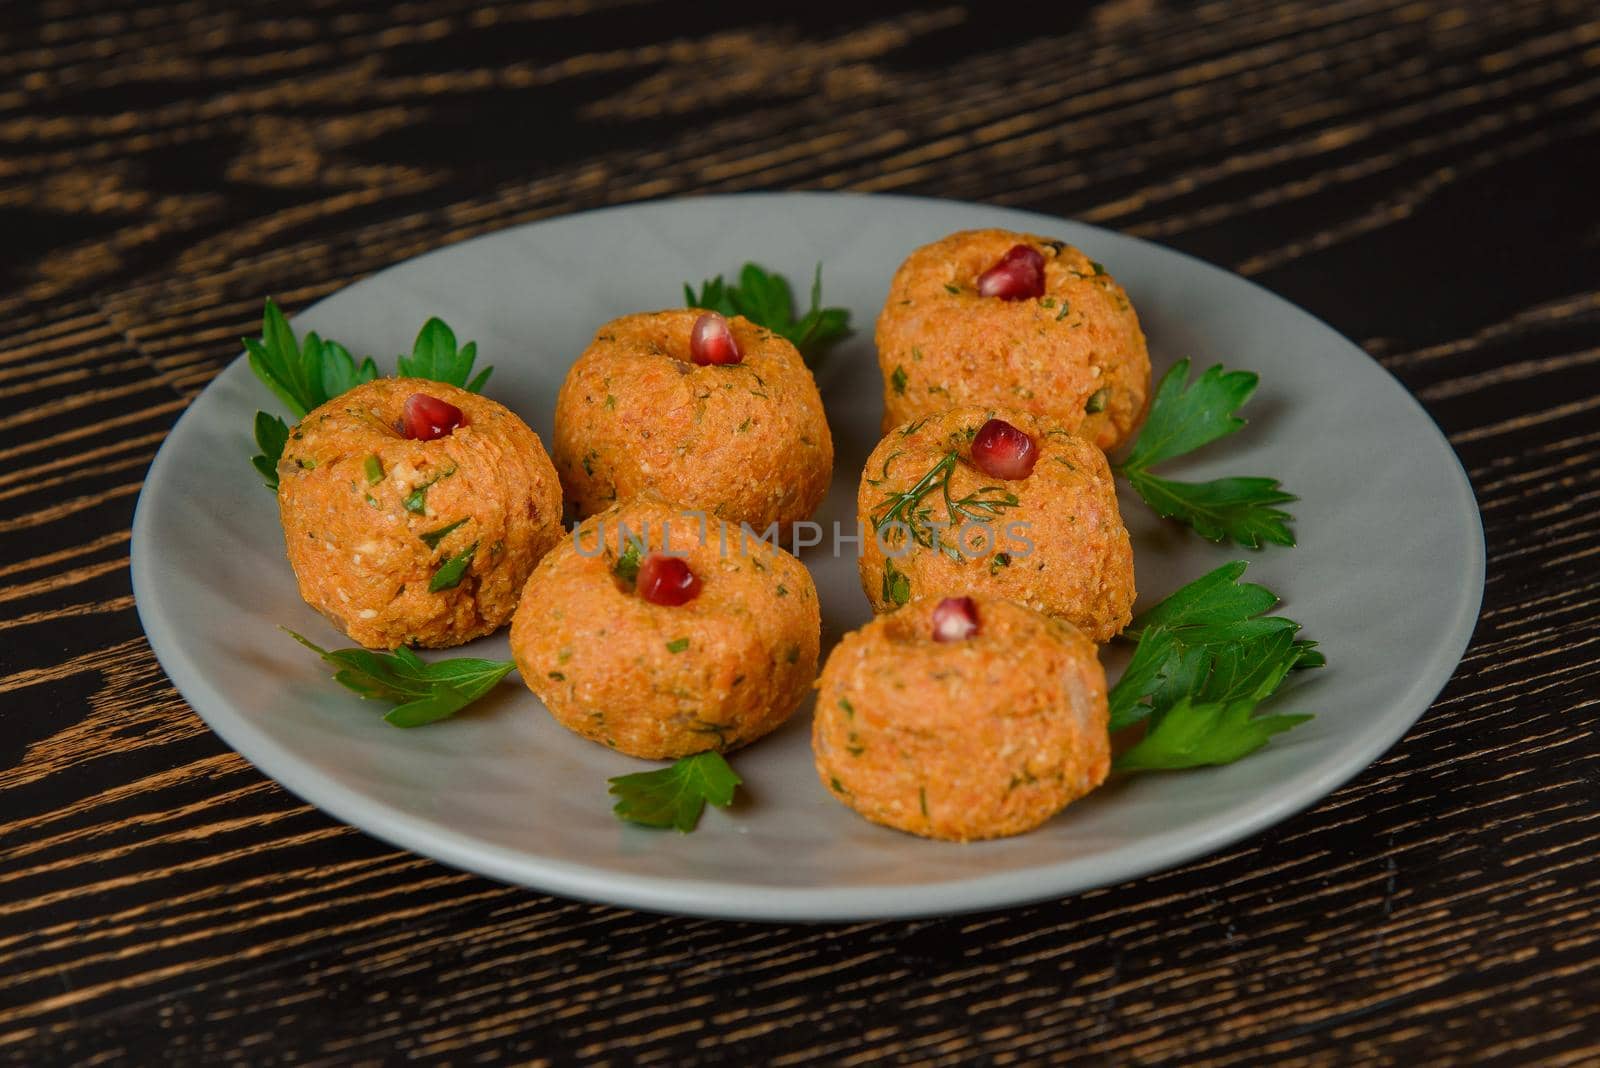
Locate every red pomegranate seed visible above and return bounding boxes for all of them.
[970,418,1038,480]
[690,312,743,366]
[976,244,1046,301]
[402,393,465,441]
[931,597,980,642]
[636,553,702,606]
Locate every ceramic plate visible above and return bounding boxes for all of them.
[131,193,1484,921]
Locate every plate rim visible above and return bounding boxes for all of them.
[130,190,1487,922]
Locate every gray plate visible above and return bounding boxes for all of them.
[131,193,1484,921]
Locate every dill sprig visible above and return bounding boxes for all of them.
[871,451,1019,561]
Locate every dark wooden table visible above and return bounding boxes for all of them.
[4,1,1597,1063]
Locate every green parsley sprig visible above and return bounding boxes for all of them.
[246,300,496,490]
[252,411,291,491]
[247,298,379,489]
[285,628,516,728]
[684,263,851,367]
[1115,359,1297,549]
[1110,562,1321,770]
[247,297,380,420]
[608,751,742,832]
[397,317,492,393]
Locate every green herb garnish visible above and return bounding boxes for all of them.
[871,451,1020,560]
[397,317,493,393]
[246,298,379,419]
[608,751,742,832]
[252,411,290,490]
[684,263,851,367]
[428,542,477,592]
[613,538,642,584]
[666,637,690,653]
[418,518,467,550]
[1109,562,1319,770]
[1115,695,1312,770]
[245,298,378,491]
[891,365,908,395]
[363,455,384,485]
[285,628,515,728]
[1114,359,1297,549]
[881,555,911,606]
[1085,387,1110,414]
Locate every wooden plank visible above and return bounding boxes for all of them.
[1,0,1597,1063]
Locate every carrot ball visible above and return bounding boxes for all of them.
[510,495,821,760]
[813,594,1110,841]
[553,309,833,530]
[875,229,1150,449]
[277,378,564,649]
[857,406,1135,642]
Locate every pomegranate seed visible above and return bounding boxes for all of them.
[690,312,743,366]
[402,393,465,441]
[976,244,1046,301]
[636,553,702,606]
[970,418,1038,480]
[931,597,980,642]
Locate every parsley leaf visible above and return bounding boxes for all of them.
[1123,360,1256,468]
[285,628,515,727]
[1124,559,1277,637]
[1199,627,1307,704]
[684,262,851,367]
[1115,359,1297,549]
[252,411,289,490]
[1115,697,1313,771]
[397,317,493,393]
[245,297,378,419]
[1109,562,1320,768]
[1123,473,1297,549]
[608,751,742,832]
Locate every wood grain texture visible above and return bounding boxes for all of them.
[2,0,1598,1063]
